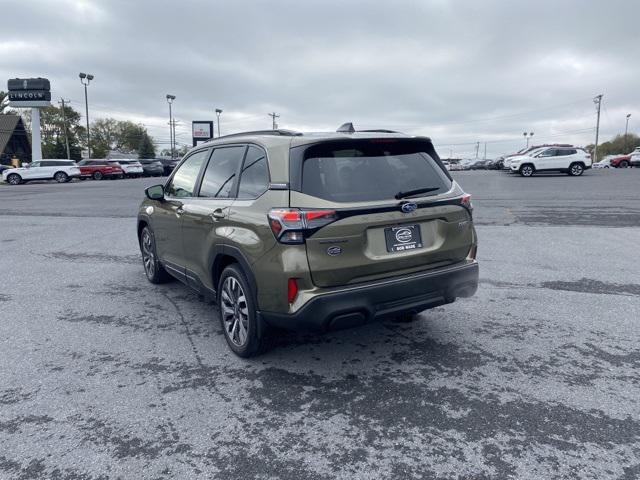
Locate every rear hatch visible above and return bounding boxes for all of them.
[289,138,474,288]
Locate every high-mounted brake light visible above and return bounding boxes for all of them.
[268,208,338,244]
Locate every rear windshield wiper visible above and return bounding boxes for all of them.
[395,187,440,200]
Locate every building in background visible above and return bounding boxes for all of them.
[0,115,31,165]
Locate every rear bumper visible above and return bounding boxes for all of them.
[260,260,479,332]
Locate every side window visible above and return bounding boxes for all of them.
[167,149,209,198]
[237,146,269,199]
[538,149,555,158]
[30,162,41,168]
[199,146,245,198]
[41,161,52,167]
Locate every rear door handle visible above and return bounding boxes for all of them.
[211,208,226,220]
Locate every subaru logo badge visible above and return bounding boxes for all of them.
[401,202,418,214]
[326,246,342,256]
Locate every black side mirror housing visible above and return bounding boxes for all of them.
[145,184,164,201]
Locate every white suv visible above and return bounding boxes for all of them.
[2,159,81,185]
[108,159,144,178]
[507,147,592,177]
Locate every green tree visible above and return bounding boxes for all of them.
[138,133,156,159]
[117,121,145,152]
[38,104,85,160]
[587,133,640,160]
[90,118,120,156]
[90,119,150,155]
[0,91,15,114]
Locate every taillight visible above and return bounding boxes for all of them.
[460,193,473,211]
[268,208,337,244]
[287,278,299,304]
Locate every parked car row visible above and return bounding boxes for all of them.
[1,158,178,185]
[444,159,501,171]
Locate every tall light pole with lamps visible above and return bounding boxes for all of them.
[215,108,223,138]
[79,73,94,158]
[523,131,534,148]
[166,94,176,158]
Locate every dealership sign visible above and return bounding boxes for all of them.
[7,78,51,107]
[192,120,214,146]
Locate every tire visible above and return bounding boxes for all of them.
[519,164,534,177]
[54,171,68,183]
[620,160,629,168]
[568,162,584,176]
[6,173,21,185]
[92,171,104,180]
[218,264,266,357]
[140,226,172,284]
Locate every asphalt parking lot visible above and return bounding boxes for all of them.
[1,169,639,479]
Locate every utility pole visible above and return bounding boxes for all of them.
[58,99,71,159]
[593,94,603,162]
[625,114,631,153]
[483,142,487,160]
[475,141,480,159]
[268,112,280,130]
[166,94,176,158]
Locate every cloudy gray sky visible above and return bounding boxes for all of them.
[2,0,639,157]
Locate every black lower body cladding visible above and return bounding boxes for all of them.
[260,260,478,332]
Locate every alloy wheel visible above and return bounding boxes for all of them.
[141,229,155,278]
[220,276,249,347]
[521,165,533,177]
[570,164,583,176]
[8,174,20,185]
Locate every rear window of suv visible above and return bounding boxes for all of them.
[298,139,451,202]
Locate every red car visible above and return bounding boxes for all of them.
[609,155,631,168]
[77,160,124,180]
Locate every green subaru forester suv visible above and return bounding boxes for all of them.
[137,125,478,357]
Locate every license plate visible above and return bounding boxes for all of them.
[384,224,423,252]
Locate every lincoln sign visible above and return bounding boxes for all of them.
[7,77,52,107]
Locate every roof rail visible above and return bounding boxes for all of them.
[214,129,302,140]
[358,129,400,134]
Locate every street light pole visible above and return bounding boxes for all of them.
[625,114,631,153]
[215,108,222,138]
[79,72,94,158]
[166,94,176,158]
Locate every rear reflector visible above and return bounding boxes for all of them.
[287,278,299,304]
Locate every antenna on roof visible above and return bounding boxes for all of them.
[337,122,355,133]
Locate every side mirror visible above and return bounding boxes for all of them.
[145,184,164,201]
